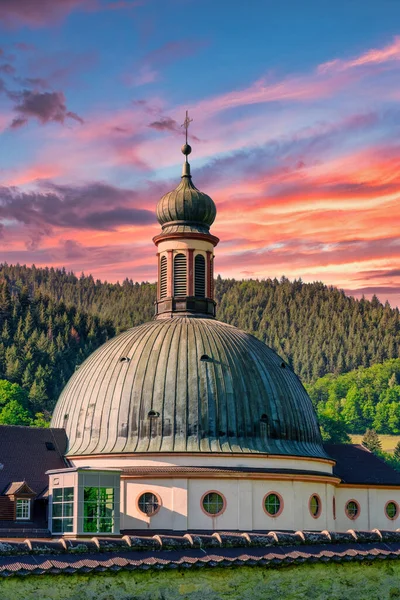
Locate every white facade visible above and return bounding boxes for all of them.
[65,454,400,533]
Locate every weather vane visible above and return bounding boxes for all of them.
[181,110,193,145]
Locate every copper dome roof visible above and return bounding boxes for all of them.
[51,317,326,458]
[156,162,216,234]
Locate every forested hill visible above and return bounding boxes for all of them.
[0,277,115,416]
[1,264,400,389]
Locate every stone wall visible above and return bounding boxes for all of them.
[2,561,400,600]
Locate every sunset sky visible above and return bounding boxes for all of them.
[0,1,400,306]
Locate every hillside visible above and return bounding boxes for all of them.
[0,264,399,406]
[0,278,115,417]
[306,358,400,435]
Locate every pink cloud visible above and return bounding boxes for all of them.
[0,0,141,27]
[319,36,400,73]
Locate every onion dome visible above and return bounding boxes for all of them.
[156,145,216,234]
[51,317,327,459]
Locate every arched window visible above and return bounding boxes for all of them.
[195,254,206,297]
[173,253,187,296]
[160,255,167,299]
[209,255,214,297]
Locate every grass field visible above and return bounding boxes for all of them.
[350,434,400,453]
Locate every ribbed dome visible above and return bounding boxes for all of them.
[156,172,216,234]
[51,318,326,459]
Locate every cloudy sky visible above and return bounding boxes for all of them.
[0,1,400,306]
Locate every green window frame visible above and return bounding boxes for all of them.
[83,487,114,533]
[52,487,74,533]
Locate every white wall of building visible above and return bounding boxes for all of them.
[118,476,400,532]
[71,454,334,474]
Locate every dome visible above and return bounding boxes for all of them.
[51,317,326,459]
[156,165,216,234]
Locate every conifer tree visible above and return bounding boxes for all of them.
[362,429,382,453]
[394,441,400,461]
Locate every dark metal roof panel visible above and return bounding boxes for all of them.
[51,318,326,458]
[325,443,400,485]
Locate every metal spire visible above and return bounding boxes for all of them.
[181,110,193,146]
[180,110,193,176]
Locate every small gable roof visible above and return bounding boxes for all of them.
[324,443,400,485]
[4,481,36,497]
[0,426,67,497]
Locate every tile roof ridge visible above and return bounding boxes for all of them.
[0,529,399,558]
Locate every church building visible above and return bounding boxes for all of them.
[1,134,400,538]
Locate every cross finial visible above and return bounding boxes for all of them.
[181,110,193,145]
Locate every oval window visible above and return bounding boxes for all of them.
[202,492,225,516]
[137,492,160,516]
[385,501,398,520]
[345,500,360,520]
[264,492,283,517]
[309,494,321,518]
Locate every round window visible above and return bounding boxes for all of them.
[137,492,160,516]
[201,492,225,516]
[385,501,398,520]
[309,494,321,518]
[264,492,283,517]
[345,500,360,520]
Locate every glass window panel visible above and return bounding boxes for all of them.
[386,502,397,519]
[202,492,223,516]
[64,488,74,501]
[63,502,74,517]
[53,489,63,502]
[346,501,359,518]
[310,495,320,517]
[63,518,74,532]
[83,517,98,533]
[84,487,99,502]
[264,493,281,516]
[16,499,29,519]
[138,492,159,516]
[99,519,113,533]
[82,486,115,533]
[52,503,63,517]
[52,519,62,533]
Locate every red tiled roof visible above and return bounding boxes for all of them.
[1,530,400,577]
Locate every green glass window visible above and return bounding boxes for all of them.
[83,487,114,533]
[309,495,321,517]
[386,502,398,519]
[345,500,359,519]
[264,493,281,516]
[202,492,224,516]
[137,492,160,516]
[52,487,74,533]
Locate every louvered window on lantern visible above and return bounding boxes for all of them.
[173,253,187,296]
[195,254,206,297]
[160,255,167,299]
